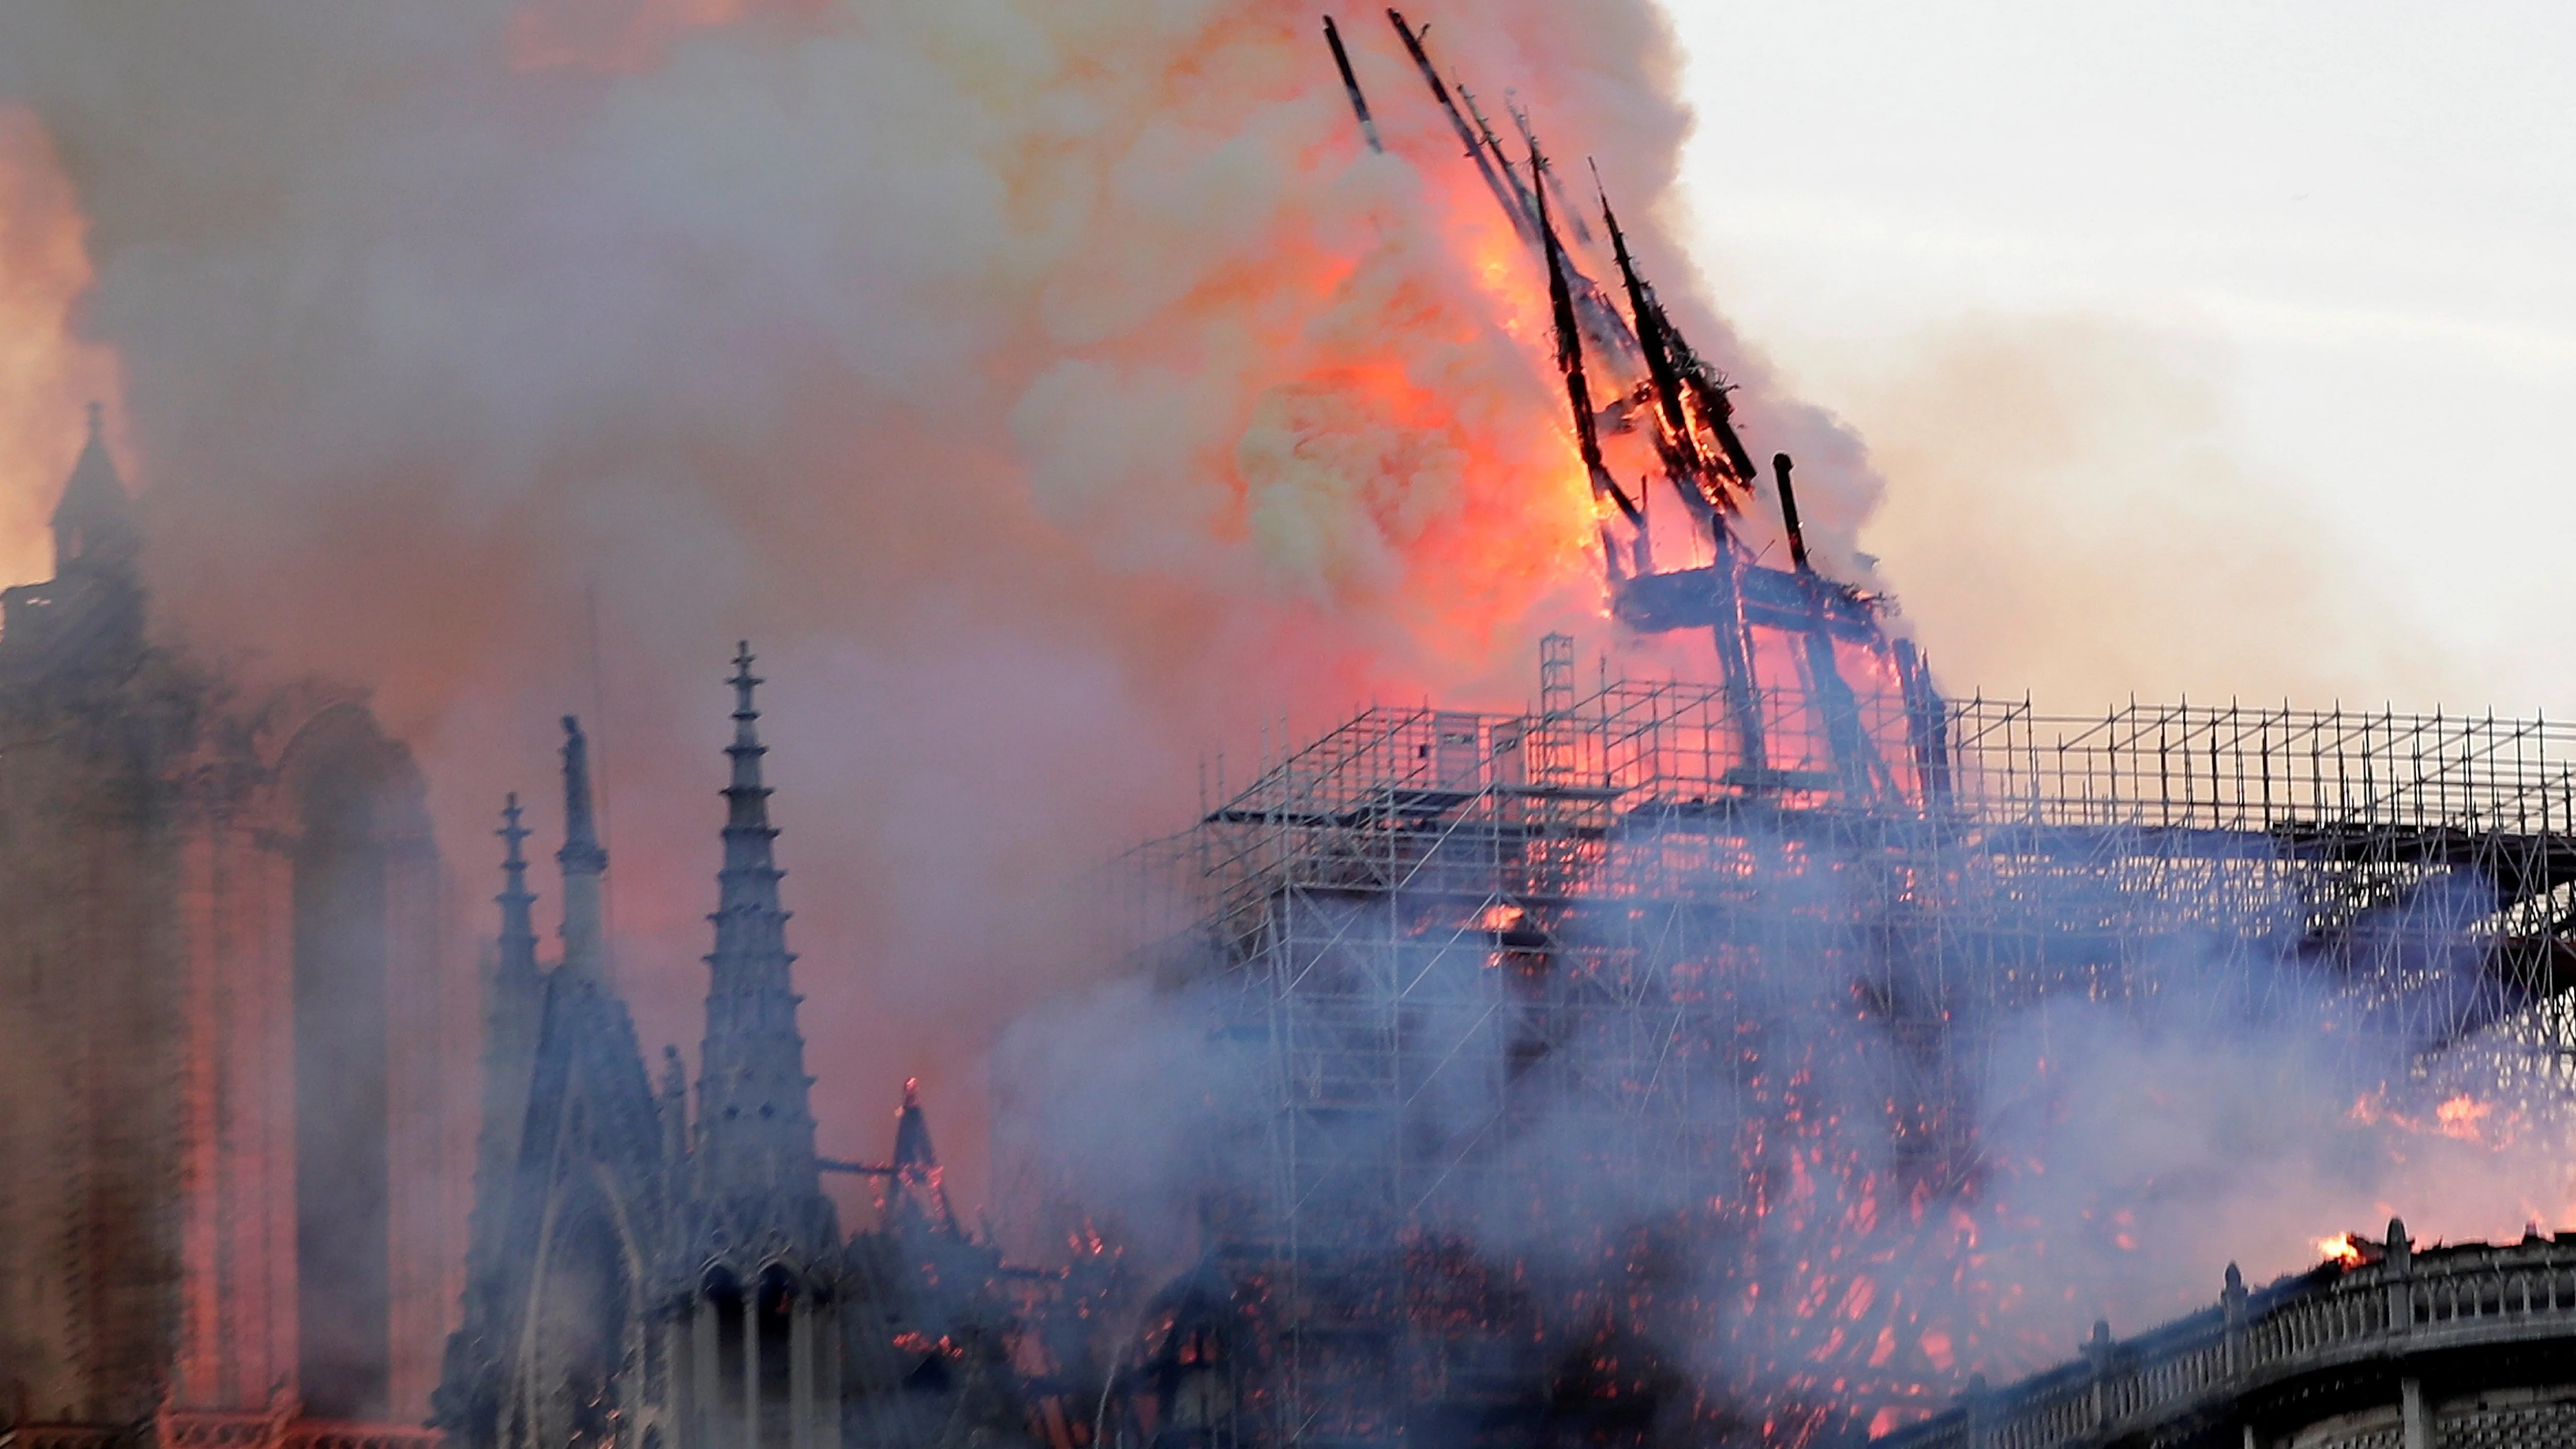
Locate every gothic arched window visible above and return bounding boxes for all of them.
[528,1205,635,1449]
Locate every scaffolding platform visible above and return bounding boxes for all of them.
[1109,642,2576,1448]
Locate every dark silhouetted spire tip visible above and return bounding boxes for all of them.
[731,641,762,719]
[53,402,138,571]
[558,716,607,875]
[495,791,540,978]
[553,716,612,985]
[499,792,530,866]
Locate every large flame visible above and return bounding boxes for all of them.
[0,105,122,589]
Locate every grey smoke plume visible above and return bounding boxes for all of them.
[992,822,2576,1422]
[0,0,1876,1201]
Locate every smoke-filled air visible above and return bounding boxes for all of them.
[0,0,1864,1201]
[2,0,2571,1444]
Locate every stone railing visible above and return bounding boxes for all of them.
[277,1425,439,1449]
[1,1426,125,1449]
[0,1410,441,1449]
[1883,1221,2576,1449]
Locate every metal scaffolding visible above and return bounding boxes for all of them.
[1113,641,2576,1447]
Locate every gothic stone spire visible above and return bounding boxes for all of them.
[497,792,539,984]
[556,717,609,986]
[692,643,828,1220]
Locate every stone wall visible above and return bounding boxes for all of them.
[0,651,469,1437]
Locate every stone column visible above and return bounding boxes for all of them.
[2083,1320,2113,1432]
[742,1291,761,1449]
[2386,1219,2416,1336]
[692,1295,720,1449]
[669,1314,694,1449]
[2222,1264,2248,1380]
[819,1309,842,1447]
[2401,1377,2432,1449]
[789,1293,814,1449]
[174,818,224,1409]
[383,829,451,1422]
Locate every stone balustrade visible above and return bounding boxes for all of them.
[1882,1220,2576,1449]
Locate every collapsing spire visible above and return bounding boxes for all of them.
[1322,17,1383,154]
[556,718,609,985]
[1595,182,1758,499]
[693,643,828,1217]
[1525,125,1640,577]
[883,1077,962,1238]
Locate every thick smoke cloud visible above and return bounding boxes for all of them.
[995,830,2576,1409]
[0,0,1877,1205]
[5,0,2569,1419]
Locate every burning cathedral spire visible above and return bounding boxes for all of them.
[980,19,2576,1449]
[1351,9,1939,807]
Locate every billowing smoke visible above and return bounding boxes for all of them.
[8,0,2567,1431]
[995,807,2576,1436]
[0,0,1865,1201]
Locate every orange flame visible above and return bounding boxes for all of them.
[2434,1094,2493,1141]
[0,106,124,588]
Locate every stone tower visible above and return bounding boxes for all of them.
[436,717,674,1449]
[0,410,468,1447]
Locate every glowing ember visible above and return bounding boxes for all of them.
[2436,1094,2494,1140]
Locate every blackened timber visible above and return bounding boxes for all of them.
[1600,186,1717,497]
[1701,551,1773,780]
[1585,191,1762,495]
[1772,452,1814,574]
[1666,327,1761,489]
[1531,135,1639,537]
[1323,18,1383,154]
[1595,185,1772,776]
[1386,12,1530,241]
[1614,561,1884,640]
[1774,453,1894,799]
[1459,82,1541,241]
[1894,640,1953,805]
[1510,105,1637,364]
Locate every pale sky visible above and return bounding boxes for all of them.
[1662,2,2576,714]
